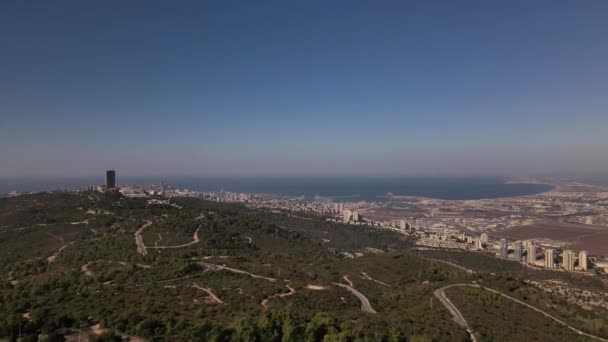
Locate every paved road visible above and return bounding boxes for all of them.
[332,282,377,314]
[434,284,478,342]
[333,275,377,314]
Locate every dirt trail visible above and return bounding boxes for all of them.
[47,241,76,263]
[148,227,200,249]
[305,284,328,291]
[360,272,391,287]
[134,220,152,256]
[200,262,277,282]
[81,262,94,277]
[192,284,224,304]
[423,257,475,274]
[261,285,296,309]
[343,275,354,287]
[154,233,163,247]
[70,220,89,225]
[46,232,65,244]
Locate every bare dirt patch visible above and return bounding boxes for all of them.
[496,221,608,256]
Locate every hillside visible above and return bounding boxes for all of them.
[0,192,607,341]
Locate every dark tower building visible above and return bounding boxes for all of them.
[106,170,116,189]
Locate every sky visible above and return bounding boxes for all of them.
[1,0,607,179]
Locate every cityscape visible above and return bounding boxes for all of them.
[94,170,606,276]
[2,1,608,341]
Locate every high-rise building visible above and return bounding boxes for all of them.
[342,209,352,222]
[480,232,488,243]
[352,211,360,222]
[527,244,536,264]
[499,238,508,258]
[474,238,483,250]
[579,250,588,271]
[106,170,116,189]
[339,203,344,213]
[562,250,576,271]
[513,240,523,260]
[544,249,555,269]
[400,219,407,230]
[334,203,339,213]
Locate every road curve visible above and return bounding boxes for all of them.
[332,281,377,314]
[148,227,200,249]
[261,285,296,309]
[434,284,478,342]
[192,284,224,304]
[134,220,152,255]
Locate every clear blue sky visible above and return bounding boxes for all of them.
[1,0,607,178]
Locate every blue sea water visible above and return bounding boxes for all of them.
[0,176,554,200]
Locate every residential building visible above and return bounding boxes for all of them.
[563,250,576,271]
[544,249,555,269]
[499,238,508,258]
[513,240,523,260]
[579,250,588,271]
[527,244,536,264]
[480,232,488,243]
[474,238,483,250]
[342,209,352,222]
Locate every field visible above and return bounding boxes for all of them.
[496,221,608,255]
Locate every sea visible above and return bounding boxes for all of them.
[0,177,554,201]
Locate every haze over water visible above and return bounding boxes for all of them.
[0,177,553,201]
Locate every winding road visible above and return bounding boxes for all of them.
[261,285,296,309]
[332,275,377,314]
[433,284,478,342]
[192,284,224,304]
[47,241,76,263]
[147,227,200,249]
[135,220,200,255]
[134,220,152,256]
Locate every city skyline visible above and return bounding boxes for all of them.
[1,1,608,178]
